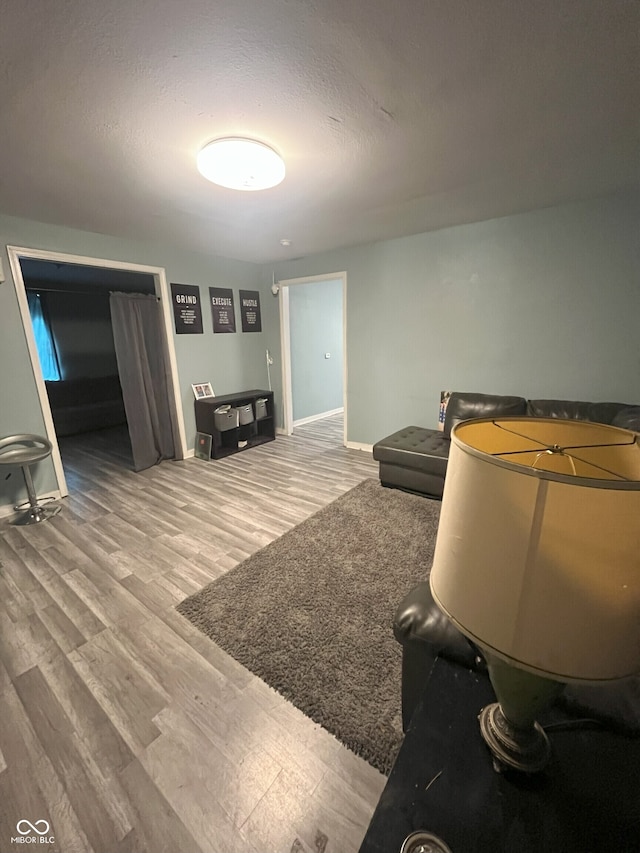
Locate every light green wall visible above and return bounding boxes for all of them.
[0,213,264,507]
[263,191,640,445]
[289,279,344,421]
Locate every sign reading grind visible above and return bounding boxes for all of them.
[209,287,236,333]
[239,289,262,333]
[170,283,203,334]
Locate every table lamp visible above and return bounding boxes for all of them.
[429,417,640,773]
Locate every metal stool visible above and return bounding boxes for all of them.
[0,434,62,525]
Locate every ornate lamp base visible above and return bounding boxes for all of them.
[400,831,453,853]
[479,702,551,773]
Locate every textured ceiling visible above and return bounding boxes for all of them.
[1,0,638,264]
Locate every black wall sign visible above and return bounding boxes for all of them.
[209,287,236,333]
[239,289,262,332]
[170,283,203,334]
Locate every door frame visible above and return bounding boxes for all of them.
[7,245,188,496]
[277,271,347,444]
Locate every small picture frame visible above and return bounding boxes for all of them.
[194,432,212,460]
[192,382,215,400]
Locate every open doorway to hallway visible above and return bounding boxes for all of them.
[278,272,347,449]
[292,411,344,448]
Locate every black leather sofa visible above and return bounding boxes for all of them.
[373,391,640,499]
[45,375,126,437]
[388,391,640,733]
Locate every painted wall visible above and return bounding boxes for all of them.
[289,279,344,421]
[263,190,640,445]
[0,213,264,507]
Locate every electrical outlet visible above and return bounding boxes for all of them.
[324,352,331,359]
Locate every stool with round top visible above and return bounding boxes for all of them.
[0,434,62,525]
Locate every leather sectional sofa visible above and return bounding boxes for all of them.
[373,391,640,499]
[382,391,640,732]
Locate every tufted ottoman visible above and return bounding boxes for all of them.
[372,425,449,498]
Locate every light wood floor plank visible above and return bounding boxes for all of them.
[37,652,134,776]
[0,683,92,853]
[114,759,205,853]
[68,632,167,754]
[14,666,134,849]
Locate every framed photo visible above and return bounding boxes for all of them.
[194,432,212,460]
[192,382,215,400]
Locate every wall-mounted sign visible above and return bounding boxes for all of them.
[171,283,203,334]
[209,287,236,333]
[239,289,262,332]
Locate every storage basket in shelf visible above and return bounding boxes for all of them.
[255,398,268,420]
[238,404,254,425]
[213,405,239,431]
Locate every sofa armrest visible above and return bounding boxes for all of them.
[444,392,527,438]
[612,406,640,433]
[394,581,486,729]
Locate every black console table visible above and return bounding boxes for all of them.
[194,389,275,459]
[359,658,640,853]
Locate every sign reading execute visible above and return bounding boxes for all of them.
[209,287,236,333]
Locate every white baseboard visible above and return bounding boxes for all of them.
[293,407,344,427]
[345,441,374,453]
[276,427,288,436]
[0,489,63,519]
[183,448,195,458]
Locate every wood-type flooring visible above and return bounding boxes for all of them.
[0,415,386,853]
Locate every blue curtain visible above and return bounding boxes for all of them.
[26,291,62,381]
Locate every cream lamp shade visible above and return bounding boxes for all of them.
[430,418,640,684]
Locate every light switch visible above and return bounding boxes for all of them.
[324,352,331,359]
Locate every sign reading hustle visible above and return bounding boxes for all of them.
[170,283,203,334]
[239,289,262,333]
[209,287,236,333]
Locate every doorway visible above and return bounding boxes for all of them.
[7,246,187,496]
[278,272,347,446]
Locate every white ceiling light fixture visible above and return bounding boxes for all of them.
[197,137,285,191]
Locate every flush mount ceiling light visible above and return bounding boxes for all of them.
[197,138,285,191]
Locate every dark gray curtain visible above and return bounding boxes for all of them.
[109,292,176,472]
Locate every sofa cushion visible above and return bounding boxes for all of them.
[444,392,527,438]
[46,375,124,408]
[527,399,631,425]
[373,426,449,477]
[45,375,126,437]
[612,406,640,433]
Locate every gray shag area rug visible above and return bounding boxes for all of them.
[176,478,441,775]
